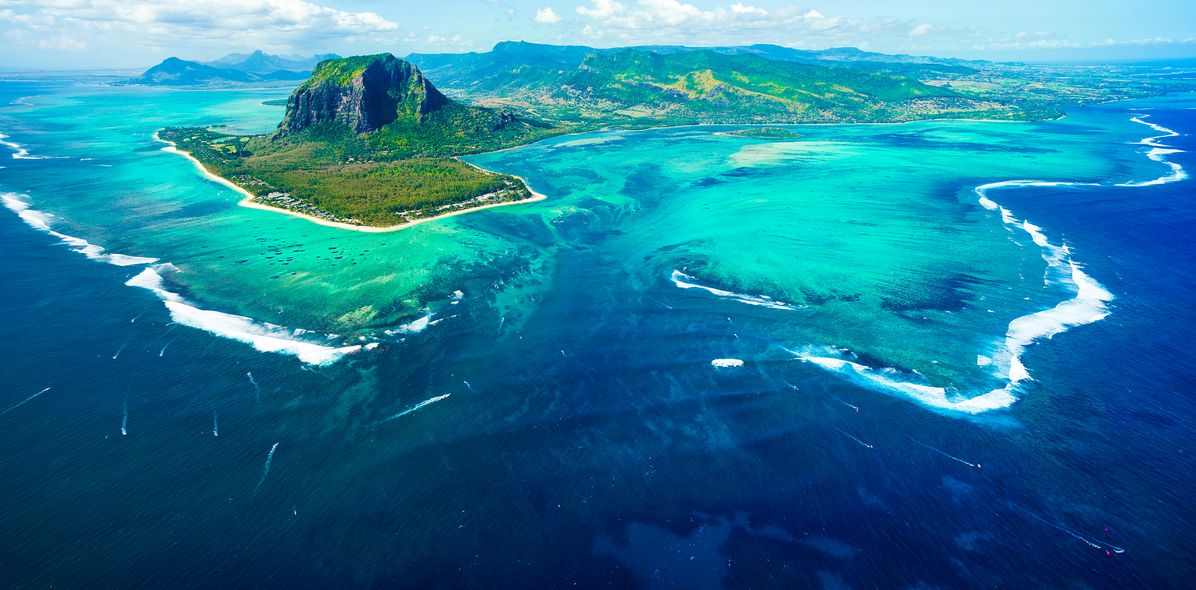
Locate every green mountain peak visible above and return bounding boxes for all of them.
[280,53,450,135]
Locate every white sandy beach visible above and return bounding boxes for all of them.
[153,132,547,233]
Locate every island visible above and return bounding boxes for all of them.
[158,53,560,230]
[715,128,802,139]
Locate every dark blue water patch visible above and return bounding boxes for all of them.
[693,176,725,188]
[880,272,987,313]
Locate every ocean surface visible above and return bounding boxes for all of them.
[0,76,1193,588]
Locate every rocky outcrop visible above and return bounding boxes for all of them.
[279,54,451,135]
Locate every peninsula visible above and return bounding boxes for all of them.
[158,53,558,229]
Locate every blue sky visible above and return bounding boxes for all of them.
[2,0,1195,69]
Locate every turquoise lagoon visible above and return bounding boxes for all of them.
[0,79,1193,587]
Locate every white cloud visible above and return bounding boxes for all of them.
[730,3,766,16]
[577,0,624,19]
[572,0,893,46]
[535,7,562,24]
[0,0,399,54]
[909,23,933,38]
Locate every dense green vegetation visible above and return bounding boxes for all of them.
[410,44,1034,124]
[411,42,1196,125]
[160,54,554,227]
[161,126,532,226]
[717,127,801,139]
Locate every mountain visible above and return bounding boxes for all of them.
[279,53,450,134]
[273,53,550,154]
[130,57,261,85]
[129,51,339,86]
[159,54,558,227]
[209,50,340,75]
[410,44,1019,124]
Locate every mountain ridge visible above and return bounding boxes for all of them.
[128,50,340,86]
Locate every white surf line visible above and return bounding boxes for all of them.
[2,192,377,366]
[911,439,980,469]
[671,269,801,311]
[1,193,158,266]
[251,442,279,497]
[126,265,367,366]
[835,427,874,449]
[0,131,65,160]
[380,393,451,423]
[2,387,51,415]
[1025,511,1125,554]
[0,132,29,158]
[1116,114,1188,187]
[796,115,1187,415]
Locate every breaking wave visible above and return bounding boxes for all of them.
[671,269,800,310]
[3,191,372,365]
[796,114,1185,415]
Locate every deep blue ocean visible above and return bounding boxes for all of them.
[0,77,1193,588]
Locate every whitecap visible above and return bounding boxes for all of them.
[1,192,158,266]
[797,114,1185,415]
[0,132,30,159]
[126,265,364,365]
[393,312,434,334]
[671,270,799,311]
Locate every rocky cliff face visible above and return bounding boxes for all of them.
[279,54,451,135]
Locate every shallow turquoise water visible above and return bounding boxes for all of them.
[0,79,1193,587]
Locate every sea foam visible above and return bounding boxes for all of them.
[2,193,158,266]
[797,114,1185,415]
[126,265,364,366]
[0,132,56,160]
[671,270,799,310]
[3,189,376,365]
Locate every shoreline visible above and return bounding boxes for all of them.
[152,109,1061,233]
[153,131,549,233]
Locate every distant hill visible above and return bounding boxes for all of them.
[408,43,1017,124]
[407,41,981,88]
[209,50,340,75]
[128,50,340,86]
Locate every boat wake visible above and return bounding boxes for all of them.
[796,114,1186,415]
[2,191,373,365]
[380,393,451,423]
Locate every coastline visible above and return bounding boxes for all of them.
[151,111,1055,233]
[153,131,549,233]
